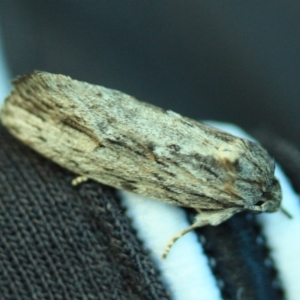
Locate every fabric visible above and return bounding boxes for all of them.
[2,120,300,299]
[0,125,170,300]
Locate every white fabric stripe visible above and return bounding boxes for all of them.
[258,166,300,300]
[120,191,222,300]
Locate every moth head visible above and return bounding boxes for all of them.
[245,178,282,213]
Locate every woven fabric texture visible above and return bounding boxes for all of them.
[0,125,170,300]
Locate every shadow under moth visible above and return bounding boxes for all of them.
[0,71,282,258]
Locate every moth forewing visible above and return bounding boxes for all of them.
[0,71,282,258]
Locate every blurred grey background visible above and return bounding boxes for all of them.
[0,1,299,147]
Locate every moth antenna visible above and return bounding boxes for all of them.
[280,206,293,219]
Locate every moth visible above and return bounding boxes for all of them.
[0,71,282,258]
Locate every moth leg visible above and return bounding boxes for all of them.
[162,222,202,259]
[193,207,240,227]
[72,176,88,186]
[162,207,240,259]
